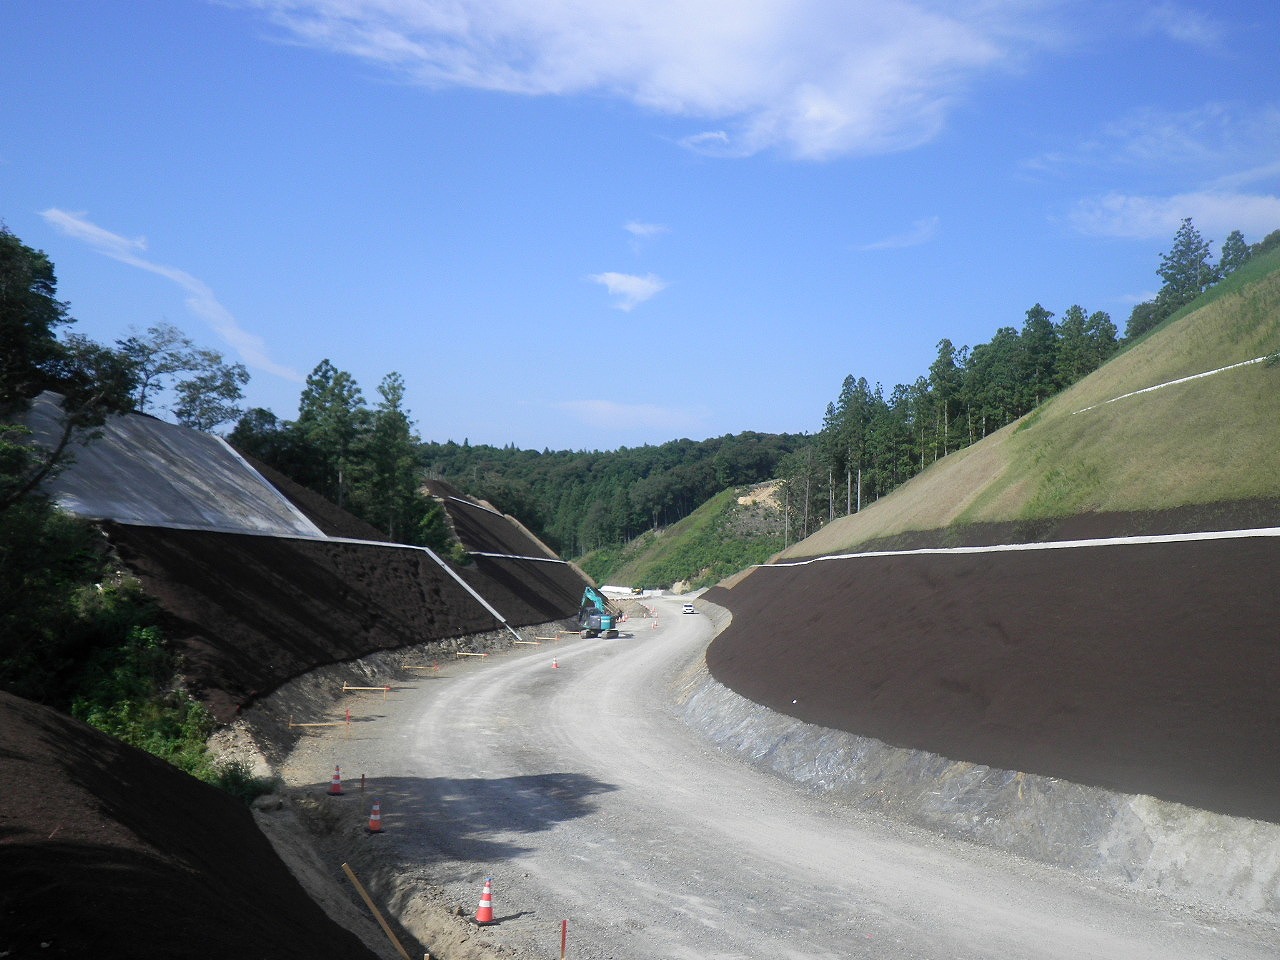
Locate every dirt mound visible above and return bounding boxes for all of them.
[0,690,391,959]
[707,526,1280,824]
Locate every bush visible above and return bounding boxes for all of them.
[207,758,279,806]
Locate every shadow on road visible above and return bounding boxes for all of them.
[333,772,618,863]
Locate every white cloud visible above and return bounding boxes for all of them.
[859,216,940,250]
[554,398,706,433]
[1068,191,1280,241]
[624,221,668,240]
[1031,102,1280,242]
[40,209,302,382]
[588,271,667,310]
[243,0,1036,159]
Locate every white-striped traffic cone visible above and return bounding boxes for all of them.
[475,877,494,924]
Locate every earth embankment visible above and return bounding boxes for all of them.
[706,530,1280,824]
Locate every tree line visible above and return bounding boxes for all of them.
[229,362,452,549]
[416,431,802,557]
[774,219,1280,541]
[5,216,1276,569]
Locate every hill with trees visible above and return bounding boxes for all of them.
[784,240,1280,558]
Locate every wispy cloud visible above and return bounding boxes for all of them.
[1027,102,1280,241]
[1027,103,1280,177]
[1141,3,1226,51]
[1068,191,1280,241]
[859,216,940,251]
[40,209,301,381]
[553,398,706,434]
[588,271,667,311]
[624,221,668,240]
[242,0,1041,159]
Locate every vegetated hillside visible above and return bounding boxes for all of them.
[420,431,800,557]
[785,246,1280,558]
[704,250,1280,827]
[578,482,785,590]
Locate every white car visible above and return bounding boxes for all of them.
[682,602,696,614]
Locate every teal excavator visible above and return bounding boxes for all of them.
[578,585,620,638]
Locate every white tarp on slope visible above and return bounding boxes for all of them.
[23,393,325,538]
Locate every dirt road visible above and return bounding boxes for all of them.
[288,598,1278,959]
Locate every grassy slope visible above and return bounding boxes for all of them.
[580,486,784,589]
[784,249,1280,559]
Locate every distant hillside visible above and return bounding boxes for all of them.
[579,482,785,590]
[784,246,1280,558]
[419,431,800,557]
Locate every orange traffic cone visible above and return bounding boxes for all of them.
[328,764,343,796]
[474,877,494,924]
[552,657,559,669]
[367,799,383,833]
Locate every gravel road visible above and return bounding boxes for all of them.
[285,597,1278,959]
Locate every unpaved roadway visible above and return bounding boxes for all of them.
[289,597,1278,959]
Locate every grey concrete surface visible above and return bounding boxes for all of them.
[22,393,324,537]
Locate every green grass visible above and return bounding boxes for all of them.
[784,248,1280,557]
[579,486,785,589]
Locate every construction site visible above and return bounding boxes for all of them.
[3,396,1279,959]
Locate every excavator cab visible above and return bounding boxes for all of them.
[577,586,620,639]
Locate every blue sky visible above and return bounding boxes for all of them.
[4,1,1279,451]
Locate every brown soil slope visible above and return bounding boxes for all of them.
[706,528,1280,824]
[102,471,588,724]
[0,691,386,960]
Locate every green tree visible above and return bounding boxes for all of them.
[1055,304,1090,387]
[117,322,196,414]
[1125,299,1163,339]
[1055,305,1115,387]
[172,349,249,432]
[117,323,251,429]
[228,407,286,461]
[354,372,423,540]
[296,360,365,507]
[0,226,71,409]
[1218,229,1251,277]
[1018,303,1058,409]
[1251,229,1280,257]
[962,326,1021,434]
[1157,217,1216,308]
[928,339,964,457]
[1083,310,1118,369]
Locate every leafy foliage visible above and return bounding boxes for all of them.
[0,226,71,408]
[0,225,268,802]
[231,362,452,549]
[419,431,802,557]
[117,322,251,431]
[795,218,1271,544]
